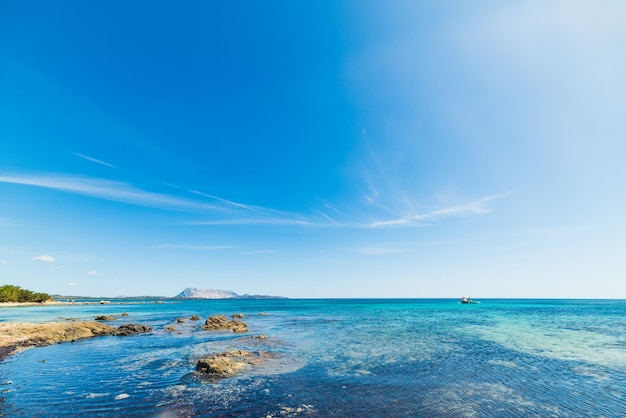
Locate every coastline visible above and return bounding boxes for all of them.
[0,321,116,361]
[0,300,170,308]
[0,302,61,308]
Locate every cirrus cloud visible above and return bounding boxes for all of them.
[32,255,56,263]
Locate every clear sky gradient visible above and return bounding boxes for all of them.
[1,1,625,298]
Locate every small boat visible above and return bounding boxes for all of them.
[459,296,480,304]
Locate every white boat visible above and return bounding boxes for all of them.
[459,296,479,304]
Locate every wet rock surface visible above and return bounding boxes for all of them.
[109,324,153,336]
[202,315,248,333]
[195,350,274,377]
[95,315,116,321]
[0,321,115,359]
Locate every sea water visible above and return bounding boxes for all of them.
[1,299,625,417]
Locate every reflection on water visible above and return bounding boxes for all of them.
[1,299,625,416]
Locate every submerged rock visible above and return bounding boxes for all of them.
[231,313,244,319]
[190,315,201,321]
[109,324,153,336]
[95,315,116,321]
[176,317,185,323]
[195,350,272,378]
[202,315,248,333]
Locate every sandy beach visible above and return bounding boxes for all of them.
[0,300,167,308]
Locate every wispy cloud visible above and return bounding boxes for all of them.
[73,153,117,169]
[88,270,98,276]
[0,260,7,265]
[191,218,332,227]
[32,254,56,263]
[0,172,506,230]
[155,244,239,251]
[188,189,261,212]
[242,249,278,255]
[366,193,508,228]
[0,173,222,212]
[67,282,77,286]
[351,247,412,255]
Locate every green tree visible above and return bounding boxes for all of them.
[0,285,51,303]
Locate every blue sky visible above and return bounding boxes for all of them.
[1,1,625,298]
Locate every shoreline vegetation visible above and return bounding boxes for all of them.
[0,285,51,304]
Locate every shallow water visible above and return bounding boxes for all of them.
[1,299,625,417]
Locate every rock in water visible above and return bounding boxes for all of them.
[202,315,248,333]
[109,324,153,336]
[196,350,269,377]
[95,315,116,321]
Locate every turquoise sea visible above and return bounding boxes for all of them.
[1,299,625,417]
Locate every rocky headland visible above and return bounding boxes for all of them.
[0,321,153,360]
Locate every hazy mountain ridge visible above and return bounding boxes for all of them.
[174,288,238,299]
[174,288,286,300]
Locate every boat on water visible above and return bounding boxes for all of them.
[459,296,480,304]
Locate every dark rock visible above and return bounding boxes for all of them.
[251,334,268,339]
[95,315,116,321]
[109,324,153,336]
[176,317,185,323]
[121,312,129,317]
[190,315,201,321]
[231,313,244,319]
[165,326,176,331]
[195,350,270,377]
[258,312,270,316]
[202,315,248,333]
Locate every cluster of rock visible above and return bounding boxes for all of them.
[201,315,248,333]
[192,313,280,379]
[1,310,276,381]
[109,324,153,336]
[94,312,129,321]
[195,350,274,377]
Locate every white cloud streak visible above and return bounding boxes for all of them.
[32,254,56,263]
[155,244,239,251]
[366,193,508,228]
[242,249,278,254]
[0,173,222,212]
[88,270,98,276]
[73,153,117,169]
[352,247,412,255]
[0,172,506,229]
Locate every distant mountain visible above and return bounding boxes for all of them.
[174,288,239,299]
[174,288,287,300]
